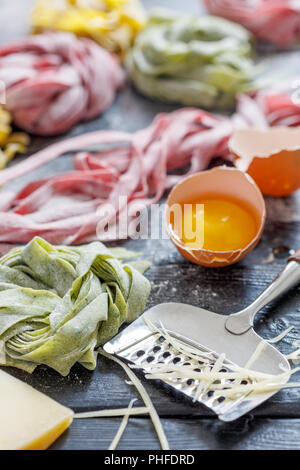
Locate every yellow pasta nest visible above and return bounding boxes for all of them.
[0,108,29,170]
[31,0,146,58]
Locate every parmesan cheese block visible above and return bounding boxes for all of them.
[0,370,73,450]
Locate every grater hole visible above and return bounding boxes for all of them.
[220,368,227,373]
[158,336,165,343]
[217,396,226,403]
[163,351,171,358]
[241,380,248,385]
[147,356,155,363]
[153,346,161,353]
[173,357,181,364]
[207,391,214,398]
[194,368,201,372]
[186,379,194,386]
[183,362,191,366]
[136,350,145,357]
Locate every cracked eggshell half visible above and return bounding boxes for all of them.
[230,127,300,197]
[165,166,266,268]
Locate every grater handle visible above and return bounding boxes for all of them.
[225,257,300,335]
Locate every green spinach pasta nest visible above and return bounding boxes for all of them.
[0,237,151,376]
[126,9,255,109]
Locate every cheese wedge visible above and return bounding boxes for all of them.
[0,370,73,450]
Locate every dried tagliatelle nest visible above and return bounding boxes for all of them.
[126,8,256,109]
[31,0,146,58]
[204,0,300,48]
[0,107,29,170]
[0,237,151,376]
[0,33,125,136]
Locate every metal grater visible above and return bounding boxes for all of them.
[104,313,256,420]
[104,254,300,421]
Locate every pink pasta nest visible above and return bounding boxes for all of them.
[205,0,300,48]
[0,32,125,136]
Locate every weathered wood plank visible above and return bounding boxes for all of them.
[50,417,300,450]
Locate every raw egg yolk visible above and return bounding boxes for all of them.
[176,197,258,251]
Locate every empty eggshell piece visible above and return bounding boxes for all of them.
[230,127,300,197]
[165,166,266,267]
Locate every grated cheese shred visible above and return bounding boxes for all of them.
[285,349,300,364]
[74,406,149,419]
[100,349,170,450]
[140,319,300,404]
[268,326,295,344]
[109,399,136,451]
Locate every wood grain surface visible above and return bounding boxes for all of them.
[0,0,300,450]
